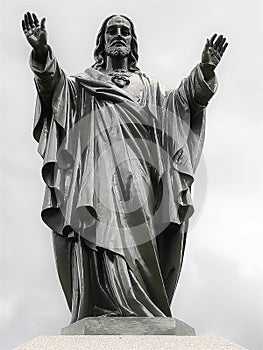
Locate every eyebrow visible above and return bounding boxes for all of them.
[106,24,131,30]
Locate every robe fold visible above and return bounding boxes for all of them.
[31,48,217,322]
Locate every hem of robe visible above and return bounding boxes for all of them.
[53,232,170,322]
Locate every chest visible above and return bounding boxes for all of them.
[106,72,145,102]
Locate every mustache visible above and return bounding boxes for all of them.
[110,39,127,46]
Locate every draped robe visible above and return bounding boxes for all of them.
[31,49,216,322]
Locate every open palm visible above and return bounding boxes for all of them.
[22,12,47,53]
[202,34,228,69]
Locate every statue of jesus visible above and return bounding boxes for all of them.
[22,12,228,323]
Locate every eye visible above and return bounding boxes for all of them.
[106,29,115,35]
[122,29,130,36]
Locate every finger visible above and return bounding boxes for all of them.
[210,33,217,45]
[27,12,34,28]
[32,13,39,27]
[214,34,223,49]
[24,13,29,30]
[220,42,228,55]
[204,38,210,51]
[40,17,46,30]
[217,37,226,51]
[22,19,26,32]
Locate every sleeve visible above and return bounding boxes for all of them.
[30,48,79,236]
[160,63,218,196]
[30,46,61,96]
[176,63,218,117]
[30,47,77,153]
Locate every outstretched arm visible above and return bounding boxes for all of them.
[22,12,76,146]
[175,33,228,116]
[22,12,63,97]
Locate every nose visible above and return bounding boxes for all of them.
[116,28,122,37]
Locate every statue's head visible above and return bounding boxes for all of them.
[92,15,139,71]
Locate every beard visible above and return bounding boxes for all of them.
[105,46,130,58]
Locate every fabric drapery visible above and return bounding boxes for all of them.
[31,49,216,321]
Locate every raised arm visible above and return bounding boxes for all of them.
[22,12,61,95]
[175,33,228,116]
[22,12,77,148]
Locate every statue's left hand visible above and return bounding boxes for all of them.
[201,34,228,80]
[201,34,228,69]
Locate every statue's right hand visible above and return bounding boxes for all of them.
[22,12,48,57]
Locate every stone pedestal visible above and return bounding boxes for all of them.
[14,336,249,350]
[61,317,195,335]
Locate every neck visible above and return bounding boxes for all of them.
[105,56,129,71]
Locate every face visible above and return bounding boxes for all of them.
[104,16,132,58]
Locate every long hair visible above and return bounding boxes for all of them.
[92,15,140,72]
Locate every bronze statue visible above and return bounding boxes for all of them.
[22,12,228,323]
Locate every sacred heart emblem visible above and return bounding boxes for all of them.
[111,75,130,88]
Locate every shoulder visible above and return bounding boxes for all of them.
[71,67,100,81]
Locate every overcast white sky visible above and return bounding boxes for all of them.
[1,1,263,349]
